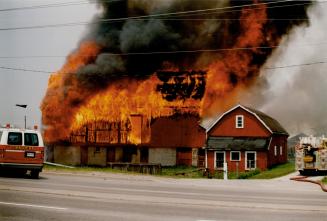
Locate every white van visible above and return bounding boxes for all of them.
[0,126,44,178]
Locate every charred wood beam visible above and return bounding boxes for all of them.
[156,70,206,101]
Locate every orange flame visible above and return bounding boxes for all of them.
[70,75,202,144]
[202,2,267,116]
[41,41,101,142]
[41,2,271,144]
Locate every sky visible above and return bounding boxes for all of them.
[0,0,98,129]
[0,0,327,136]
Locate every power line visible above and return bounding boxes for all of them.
[1,60,326,75]
[0,55,64,59]
[168,1,317,18]
[0,1,89,12]
[0,0,320,31]
[105,0,299,19]
[0,17,314,31]
[1,42,327,58]
[0,0,295,12]
[163,0,316,18]
[264,61,327,70]
[0,66,52,74]
[0,0,121,12]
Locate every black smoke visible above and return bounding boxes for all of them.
[76,0,312,90]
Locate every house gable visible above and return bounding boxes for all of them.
[205,105,289,172]
[207,106,271,138]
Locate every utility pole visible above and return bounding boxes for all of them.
[16,104,27,129]
[223,162,228,180]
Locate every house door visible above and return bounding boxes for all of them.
[215,151,225,169]
[246,151,256,170]
[197,149,205,168]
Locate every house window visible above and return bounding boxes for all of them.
[235,115,244,128]
[215,151,225,169]
[274,146,277,156]
[230,151,240,161]
[245,151,256,170]
[280,146,283,155]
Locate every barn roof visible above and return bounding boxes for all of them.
[206,104,289,136]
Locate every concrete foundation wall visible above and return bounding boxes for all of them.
[149,148,176,166]
[115,147,123,162]
[54,146,81,166]
[88,147,107,167]
[131,149,141,163]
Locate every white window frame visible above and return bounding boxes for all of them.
[235,115,244,128]
[280,146,283,156]
[214,151,225,169]
[245,151,256,170]
[230,151,241,161]
[274,146,277,156]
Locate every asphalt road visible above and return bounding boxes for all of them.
[0,171,326,221]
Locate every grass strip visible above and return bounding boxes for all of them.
[250,161,295,179]
[44,162,296,179]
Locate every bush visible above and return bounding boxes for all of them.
[238,169,261,179]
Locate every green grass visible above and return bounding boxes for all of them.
[209,169,260,179]
[249,161,295,179]
[44,162,296,179]
[44,164,205,178]
[44,165,130,174]
[322,177,327,184]
[160,166,204,178]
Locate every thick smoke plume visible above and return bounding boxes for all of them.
[244,1,327,136]
[41,0,312,142]
[78,0,311,87]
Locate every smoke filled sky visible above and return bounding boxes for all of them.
[0,0,327,136]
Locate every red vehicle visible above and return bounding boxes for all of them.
[0,125,44,178]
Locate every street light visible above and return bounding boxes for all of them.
[16,104,27,129]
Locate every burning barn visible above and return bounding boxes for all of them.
[41,1,312,168]
[47,112,206,167]
[46,71,207,167]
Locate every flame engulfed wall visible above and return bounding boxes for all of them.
[41,0,311,143]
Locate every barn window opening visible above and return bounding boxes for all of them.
[274,146,277,156]
[235,115,244,128]
[230,151,240,161]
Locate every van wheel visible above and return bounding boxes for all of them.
[31,170,40,179]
